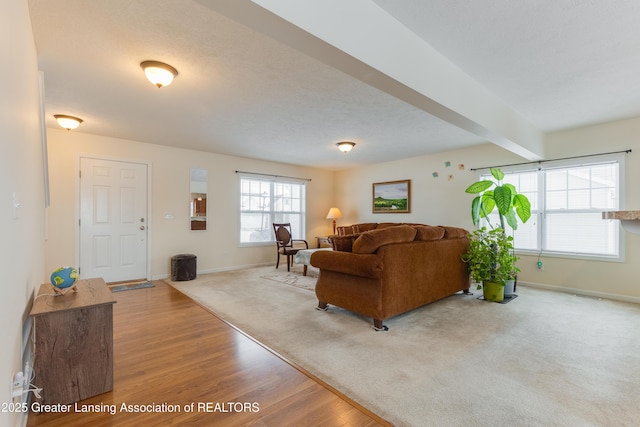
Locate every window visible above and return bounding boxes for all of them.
[239,174,306,245]
[480,154,623,260]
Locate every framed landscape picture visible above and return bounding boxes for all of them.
[372,180,411,213]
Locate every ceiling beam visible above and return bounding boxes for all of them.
[198,0,544,160]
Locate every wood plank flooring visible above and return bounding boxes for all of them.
[27,280,390,427]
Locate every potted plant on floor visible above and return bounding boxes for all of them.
[463,227,517,302]
[462,167,531,300]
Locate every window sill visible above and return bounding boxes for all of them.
[516,249,624,263]
[239,241,273,248]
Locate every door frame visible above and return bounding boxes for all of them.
[75,154,153,281]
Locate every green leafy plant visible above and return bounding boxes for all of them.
[465,167,531,230]
[463,168,530,287]
[462,227,519,285]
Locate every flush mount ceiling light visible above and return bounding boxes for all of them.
[140,60,178,88]
[336,141,356,153]
[53,114,83,130]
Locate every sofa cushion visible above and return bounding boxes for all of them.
[336,223,377,236]
[355,223,378,233]
[352,225,417,254]
[336,225,356,236]
[413,225,445,241]
[330,234,359,252]
[375,222,402,230]
[441,226,469,239]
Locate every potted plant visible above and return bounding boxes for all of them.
[463,168,531,300]
[462,227,517,301]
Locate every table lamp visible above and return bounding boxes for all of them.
[326,207,343,234]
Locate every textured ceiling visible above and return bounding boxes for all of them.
[27,0,640,170]
[373,0,640,132]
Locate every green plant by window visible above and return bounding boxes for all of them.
[462,227,519,284]
[463,168,529,287]
[465,167,531,230]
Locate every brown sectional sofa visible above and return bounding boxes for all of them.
[310,223,471,330]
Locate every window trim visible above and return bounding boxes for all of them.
[238,173,307,247]
[480,153,625,262]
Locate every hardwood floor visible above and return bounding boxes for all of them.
[27,280,390,427]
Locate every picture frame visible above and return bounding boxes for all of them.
[372,180,411,213]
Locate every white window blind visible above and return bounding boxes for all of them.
[479,154,623,259]
[239,174,306,244]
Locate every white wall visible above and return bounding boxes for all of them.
[0,1,46,426]
[334,143,522,228]
[45,129,335,280]
[519,117,640,301]
[336,119,640,302]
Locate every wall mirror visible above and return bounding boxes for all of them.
[190,168,207,231]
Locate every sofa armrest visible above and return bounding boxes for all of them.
[310,250,383,279]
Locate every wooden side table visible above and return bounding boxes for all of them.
[316,236,332,248]
[30,278,116,405]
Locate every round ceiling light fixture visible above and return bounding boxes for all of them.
[336,141,356,153]
[54,114,83,130]
[140,60,178,88]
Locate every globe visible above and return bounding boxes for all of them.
[50,267,79,289]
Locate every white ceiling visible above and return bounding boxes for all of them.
[27,0,640,170]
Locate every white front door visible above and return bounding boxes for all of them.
[79,157,148,283]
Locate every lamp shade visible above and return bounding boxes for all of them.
[326,207,343,219]
[140,60,178,88]
[54,114,83,130]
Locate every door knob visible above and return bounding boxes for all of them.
[140,226,146,230]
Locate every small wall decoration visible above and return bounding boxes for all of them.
[372,180,411,213]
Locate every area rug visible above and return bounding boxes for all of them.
[167,267,640,426]
[109,281,155,292]
[260,264,318,291]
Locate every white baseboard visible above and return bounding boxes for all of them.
[152,262,272,281]
[518,280,640,304]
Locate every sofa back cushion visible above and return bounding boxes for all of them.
[413,225,445,241]
[356,223,378,233]
[375,222,401,230]
[336,222,377,236]
[352,225,417,254]
[336,226,355,236]
[330,234,360,252]
[441,226,469,239]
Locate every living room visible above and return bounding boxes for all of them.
[4,1,640,426]
[42,124,640,302]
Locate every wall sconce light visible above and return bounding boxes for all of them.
[336,141,356,153]
[54,114,83,130]
[140,60,178,88]
[326,207,343,234]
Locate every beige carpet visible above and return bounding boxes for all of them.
[167,266,640,426]
[260,265,319,291]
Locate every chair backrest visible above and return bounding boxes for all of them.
[273,223,293,247]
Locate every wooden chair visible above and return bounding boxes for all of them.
[273,223,308,271]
